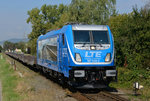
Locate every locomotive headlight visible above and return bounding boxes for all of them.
[75,53,82,62]
[105,53,111,62]
[90,46,96,50]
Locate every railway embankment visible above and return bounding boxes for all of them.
[2,52,149,101]
[1,53,76,101]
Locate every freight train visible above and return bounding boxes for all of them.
[7,24,117,89]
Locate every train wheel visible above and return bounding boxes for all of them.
[59,74,64,85]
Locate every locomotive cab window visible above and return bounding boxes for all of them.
[62,34,65,45]
[73,30,90,44]
[73,30,109,44]
[92,31,110,44]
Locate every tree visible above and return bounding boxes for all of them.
[27,8,46,55]
[108,6,150,69]
[0,45,2,52]
[27,8,46,40]
[27,4,68,54]
[3,41,15,51]
[15,42,26,53]
[3,41,26,53]
[27,1,116,54]
[108,14,130,66]
[69,0,116,24]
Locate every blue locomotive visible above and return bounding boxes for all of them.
[37,24,117,88]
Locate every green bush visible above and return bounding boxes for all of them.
[108,7,150,70]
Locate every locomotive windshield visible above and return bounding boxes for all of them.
[73,30,109,44]
[73,30,90,43]
[92,31,109,44]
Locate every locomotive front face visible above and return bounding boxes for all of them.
[70,25,114,66]
[67,25,117,88]
[73,30,112,64]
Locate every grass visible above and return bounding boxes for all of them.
[110,67,150,101]
[3,53,57,101]
[0,53,20,101]
[0,53,75,101]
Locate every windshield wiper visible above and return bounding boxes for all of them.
[99,43,103,47]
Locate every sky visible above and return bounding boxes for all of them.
[0,0,148,41]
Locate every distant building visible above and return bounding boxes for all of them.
[15,48,22,53]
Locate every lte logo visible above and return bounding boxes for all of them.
[85,52,101,57]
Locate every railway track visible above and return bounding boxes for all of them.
[70,91,129,101]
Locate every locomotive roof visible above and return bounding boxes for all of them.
[72,25,108,31]
[38,24,109,41]
[38,29,61,41]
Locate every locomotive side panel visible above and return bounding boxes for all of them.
[37,35,59,71]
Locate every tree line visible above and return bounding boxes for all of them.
[27,0,150,69]
[27,0,116,54]
[2,41,27,53]
[0,45,2,53]
[108,5,150,69]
